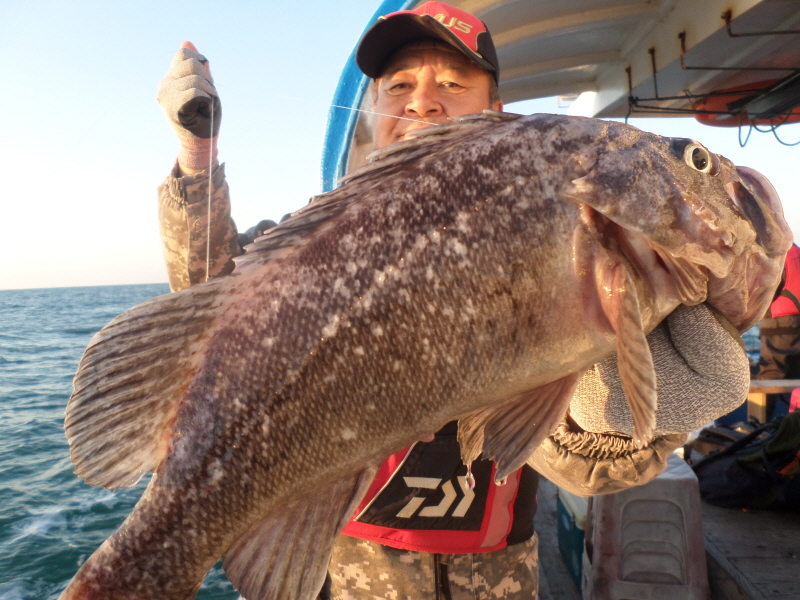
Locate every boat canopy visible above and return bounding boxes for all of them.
[321,0,800,191]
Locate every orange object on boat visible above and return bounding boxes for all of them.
[694,79,800,127]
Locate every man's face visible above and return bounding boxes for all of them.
[372,45,502,150]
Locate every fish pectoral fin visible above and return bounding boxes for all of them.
[223,465,378,600]
[606,264,658,446]
[459,373,581,484]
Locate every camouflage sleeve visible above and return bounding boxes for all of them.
[158,161,241,291]
[526,424,686,497]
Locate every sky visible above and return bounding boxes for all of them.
[1,1,798,291]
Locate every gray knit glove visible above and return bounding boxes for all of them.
[569,303,749,437]
[157,45,221,140]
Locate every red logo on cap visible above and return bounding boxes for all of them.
[433,14,474,36]
[390,1,486,53]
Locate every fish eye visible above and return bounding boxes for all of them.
[684,143,715,174]
[686,148,711,172]
[670,139,716,174]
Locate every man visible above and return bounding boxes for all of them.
[756,243,800,418]
[156,3,749,598]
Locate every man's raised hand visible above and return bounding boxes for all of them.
[157,42,220,174]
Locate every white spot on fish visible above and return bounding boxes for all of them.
[322,314,342,338]
[392,360,402,372]
[354,346,365,356]
[208,459,224,485]
[425,266,435,281]
[332,277,350,297]
[448,239,468,256]
[456,211,471,233]
[464,299,477,317]
[374,270,387,285]
[356,291,374,311]
[341,428,357,441]
[372,324,384,337]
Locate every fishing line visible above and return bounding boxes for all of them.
[272,92,436,126]
[206,99,215,282]
[330,104,437,125]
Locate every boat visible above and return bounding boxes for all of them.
[321,2,800,598]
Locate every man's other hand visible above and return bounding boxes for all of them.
[569,303,750,438]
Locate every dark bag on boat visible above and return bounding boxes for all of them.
[690,412,800,510]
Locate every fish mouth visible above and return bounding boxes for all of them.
[725,166,786,250]
[736,166,783,216]
[708,166,793,331]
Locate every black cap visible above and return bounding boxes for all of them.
[356,1,499,83]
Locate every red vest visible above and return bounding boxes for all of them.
[341,425,537,554]
[770,244,800,318]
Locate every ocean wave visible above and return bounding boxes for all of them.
[0,332,25,341]
[0,582,26,600]
[60,327,102,336]
[77,489,122,511]
[9,507,67,543]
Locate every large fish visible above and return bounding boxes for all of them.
[60,113,790,600]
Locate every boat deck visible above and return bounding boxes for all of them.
[536,478,582,600]
[536,477,800,600]
[704,501,799,600]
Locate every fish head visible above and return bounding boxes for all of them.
[562,123,792,331]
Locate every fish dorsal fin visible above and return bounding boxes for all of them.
[451,109,521,123]
[604,263,658,446]
[65,284,223,488]
[342,110,523,185]
[223,465,377,600]
[237,112,523,268]
[458,373,582,484]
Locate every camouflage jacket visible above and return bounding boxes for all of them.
[158,162,241,292]
[157,165,689,496]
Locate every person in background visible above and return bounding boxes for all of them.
[155,3,751,598]
[757,242,800,418]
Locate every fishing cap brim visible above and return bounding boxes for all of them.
[356,1,499,83]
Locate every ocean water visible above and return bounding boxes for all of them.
[0,284,238,600]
